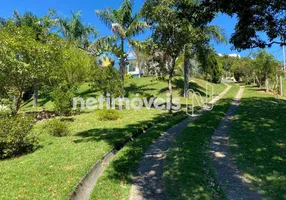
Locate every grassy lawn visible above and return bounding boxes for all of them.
[163,85,240,200]
[89,113,188,200]
[88,84,229,200]
[20,77,226,112]
[0,108,166,199]
[1,77,226,199]
[229,86,286,200]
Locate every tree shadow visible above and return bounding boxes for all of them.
[125,83,157,97]
[229,96,286,200]
[73,112,177,150]
[158,78,207,97]
[89,95,286,200]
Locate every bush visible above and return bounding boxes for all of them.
[45,118,70,137]
[0,112,38,159]
[97,109,120,121]
[51,83,76,115]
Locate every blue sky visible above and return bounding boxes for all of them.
[0,0,284,63]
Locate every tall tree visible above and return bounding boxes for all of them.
[12,10,58,107]
[0,23,62,113]
[183,25,226,97]
[142,0,219,112]
[142,0,199,113]
[253,50,280,91]
[59,11,97,50]
[91,0,149,95]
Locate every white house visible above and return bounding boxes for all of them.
[126,58,144,78]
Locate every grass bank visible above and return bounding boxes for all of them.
[229,86,286,200]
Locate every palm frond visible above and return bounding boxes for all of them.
[118,0,133,28]
[89,36,121,57]
[95,8,115,29]
[204,26,227,44]
[125,15,149,38]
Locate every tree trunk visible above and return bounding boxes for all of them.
[266,75,269,92]
[14,91,23,114]
[168,59,176,114]
[138,61,142,78]
[120,39,125,97]
[184,46,190,98]
[33,79,38,107]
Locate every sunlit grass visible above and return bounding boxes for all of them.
[0,108,165,199]
[1,77,227,199]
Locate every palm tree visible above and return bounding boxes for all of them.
[59,11,97,50]
[183,25,227,97]
[91,0,149,95]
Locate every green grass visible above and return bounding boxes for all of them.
[88,84,229,200]
[229,86,286,200]
[163,85,240,200]
[0,108,166,199]
[89,113,188,200]
[20,77,226,112]
[0,77,226,199]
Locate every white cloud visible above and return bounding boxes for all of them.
[218,53,241,58]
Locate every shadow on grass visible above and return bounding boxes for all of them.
[89,98,234,200]
[73,112,178,150]
[230,96,286,200]
[158,78,206,97]
[89,95,286,200]
[125,83,157,97]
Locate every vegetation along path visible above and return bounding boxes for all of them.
[129,85,232,200]
[210,86,262,200]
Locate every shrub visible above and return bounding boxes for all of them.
[51,83,76,115]
[91,66,122,97]
[97,109,120,121]
[0,112,38,159]
[45,118,70,137]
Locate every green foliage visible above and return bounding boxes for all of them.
[0,22,65,112]
[51,83,76,115]
[60,44,92,85]
[0,112,38,159]
[44,119,70,137]
[97,109,121,121]
[231,57,255,83]
[201,0,286,49]
[59,10,97,49]
[203,50,223,83]
[91,0,149,92]
[91,66,122,96]
[253,50,280,88]
[124,74,133,80]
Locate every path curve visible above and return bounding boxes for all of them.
[129,85,232,200]
[210,86,262,200]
